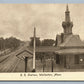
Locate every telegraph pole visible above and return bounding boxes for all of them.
[32,27,36,72]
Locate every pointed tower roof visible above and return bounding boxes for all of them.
[62,4,73,34]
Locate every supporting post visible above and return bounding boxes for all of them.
[25,57,28,72]
[51,59,53,72]
[43,64,45,72]
[32,27,36,72]
[42,56,45,72]
[66,55,70,69]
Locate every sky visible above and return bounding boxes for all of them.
[0,4,84,41]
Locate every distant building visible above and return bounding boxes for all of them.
[30,37,41,47]
[55,5,84,69]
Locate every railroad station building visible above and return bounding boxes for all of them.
[19,5,84,71]
[55,5,84,69]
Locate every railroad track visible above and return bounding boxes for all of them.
[0,55,19,72]
[0,48,23,72]
[0,56,10,63]
[0,45,27,64]
[6,58,21,72]
[0,44,32,72]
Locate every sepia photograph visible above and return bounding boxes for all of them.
[0,4,84,74]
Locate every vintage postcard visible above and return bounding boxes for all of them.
[0,4,84,81]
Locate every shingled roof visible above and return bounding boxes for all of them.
[59,35,84,48]
[55,34,84,55]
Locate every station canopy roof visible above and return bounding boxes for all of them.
[55,48,84,55]
[28,46,58,52]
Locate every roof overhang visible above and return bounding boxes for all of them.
[55,48,84,55]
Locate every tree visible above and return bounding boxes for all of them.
[4,37,22,50]
[0,37,4,50]
[42,39,55,46]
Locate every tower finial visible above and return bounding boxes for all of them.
[65,4,70,22]
[66,4,69,12]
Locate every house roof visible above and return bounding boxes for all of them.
[59,35,84,48]
[15,45,33,56]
